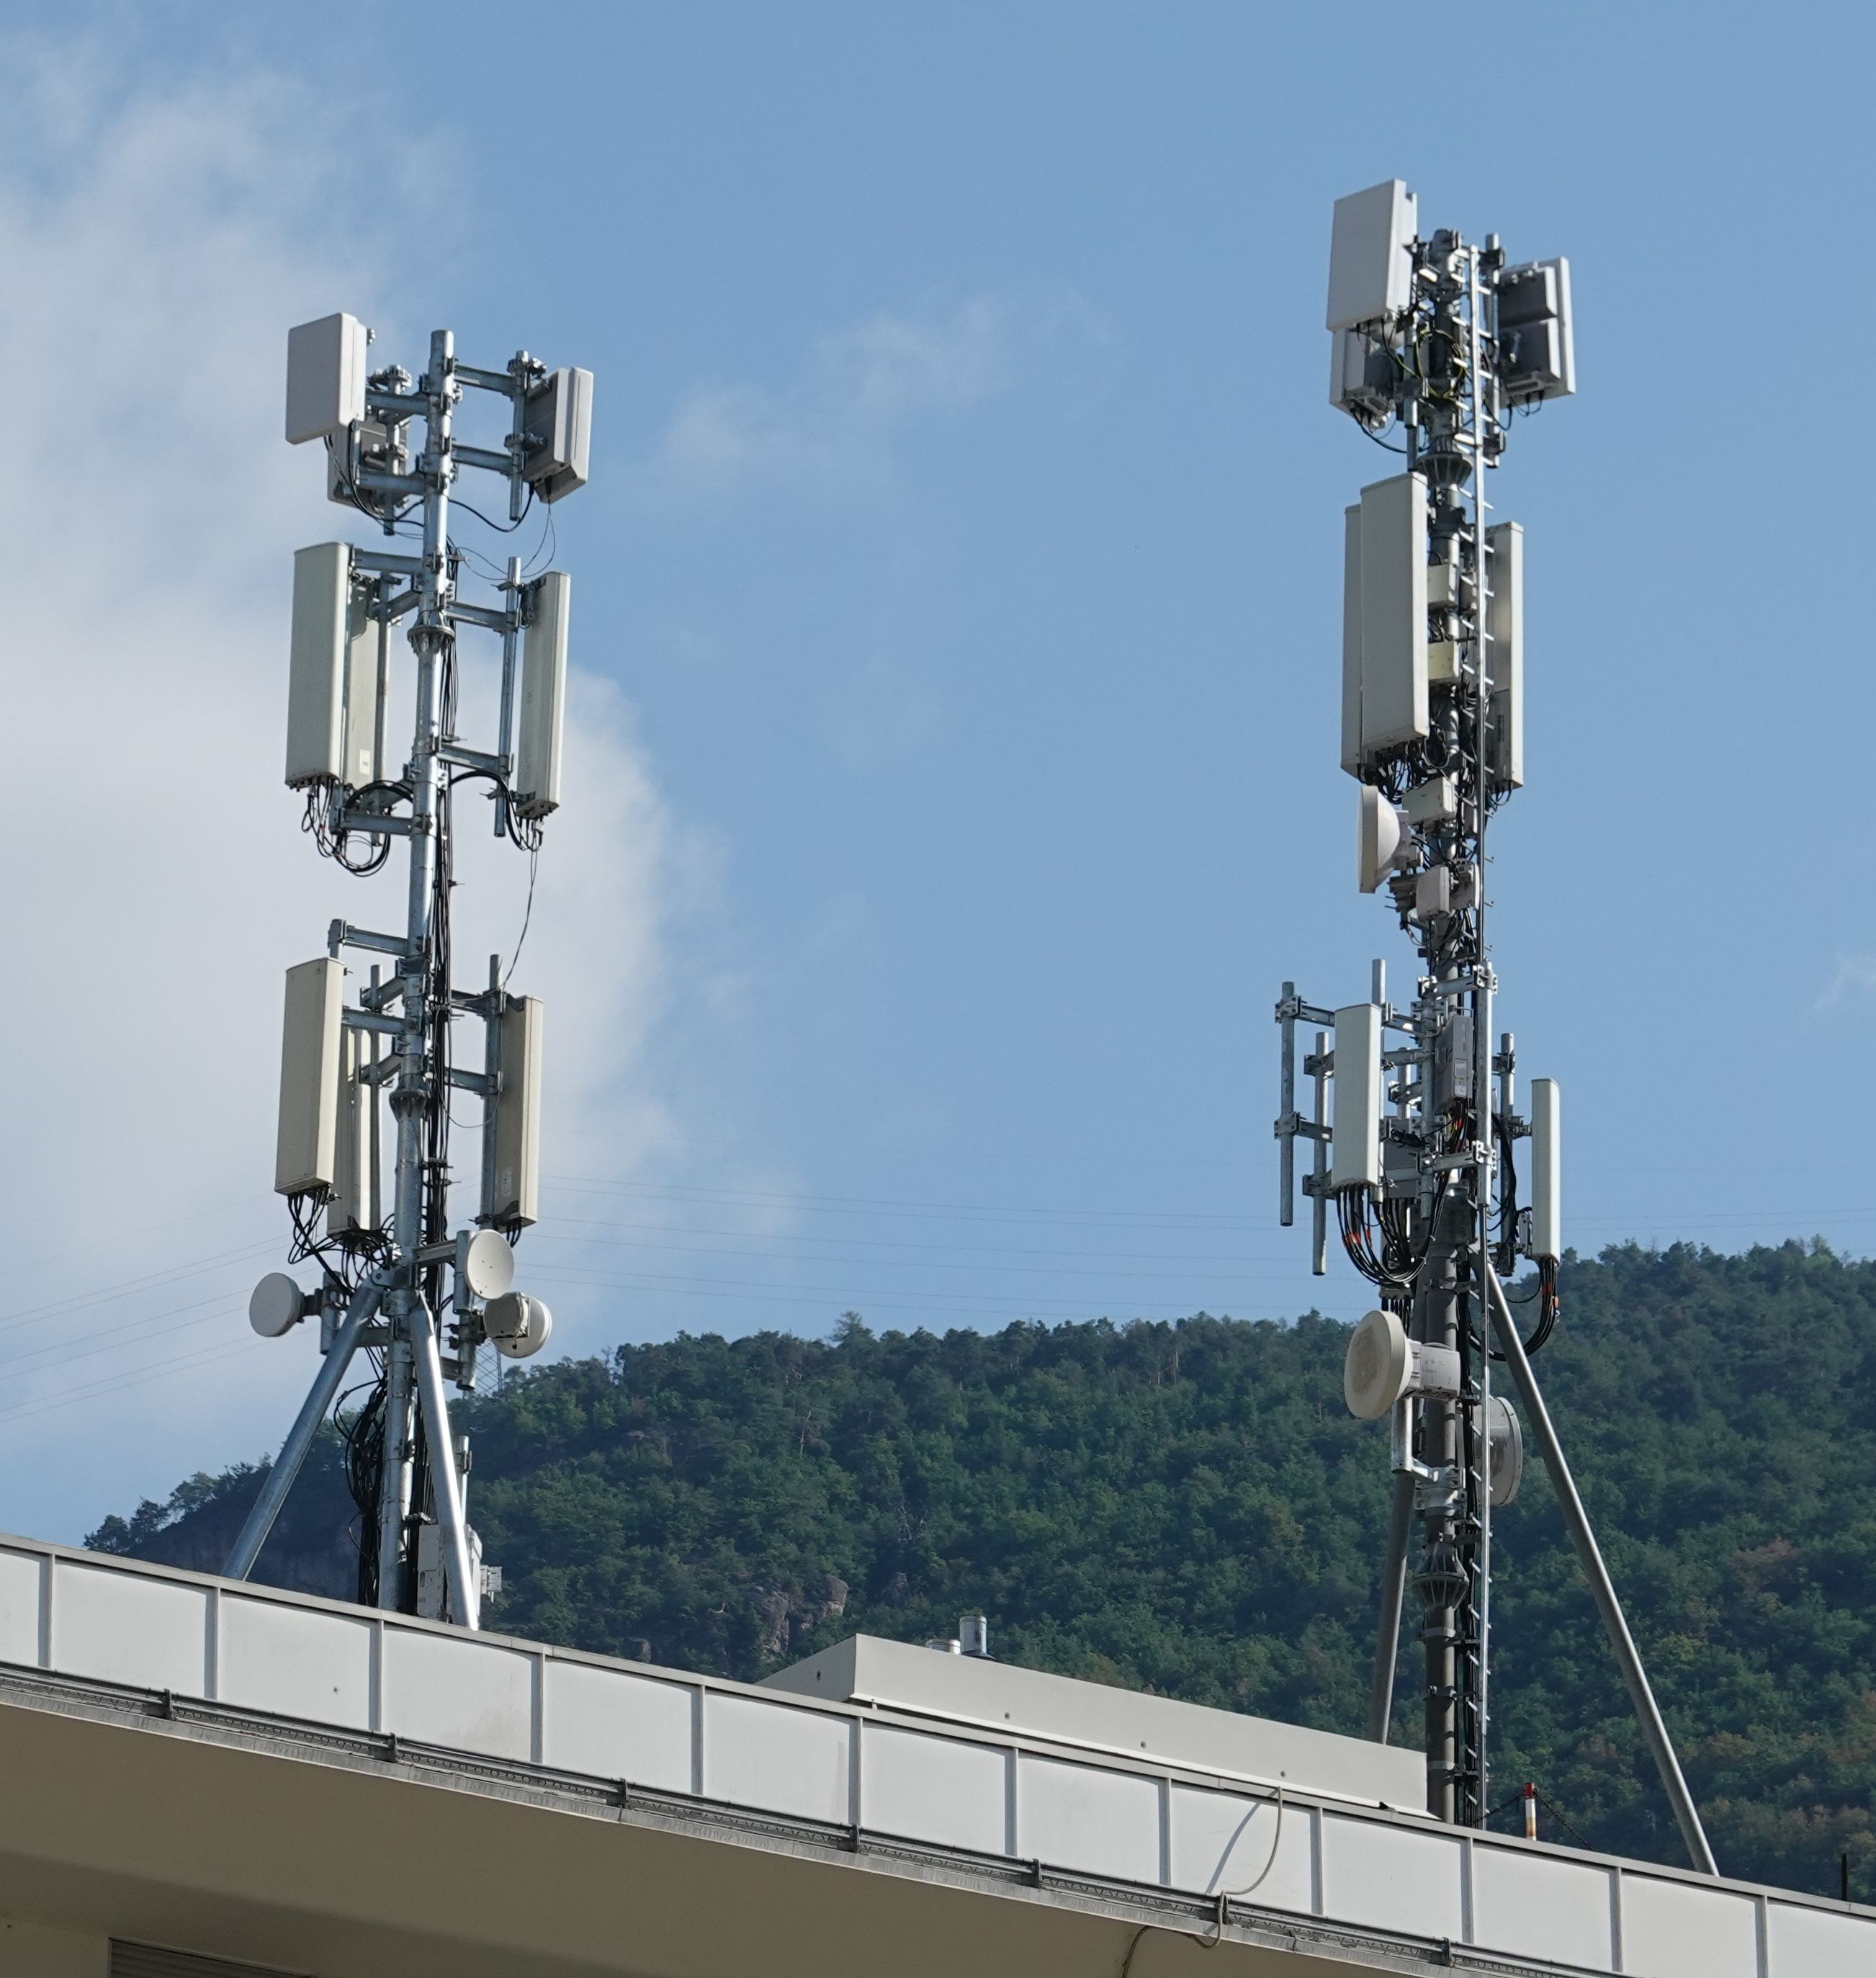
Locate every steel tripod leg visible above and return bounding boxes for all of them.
[223,1279,383,1581]
[1367,1465,1414,1742]
[1484,1261,1717,1875]
[411,1307,480,1629]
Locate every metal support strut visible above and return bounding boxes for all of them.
[1484,1261,1717,1875]
[224,1279,384,1580]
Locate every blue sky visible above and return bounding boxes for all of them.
[1,3,1871,1541]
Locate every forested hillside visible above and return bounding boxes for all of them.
[91,1242,1876,1899]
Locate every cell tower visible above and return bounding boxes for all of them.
[1275,185,1716,1870]
[222,313,593,1629]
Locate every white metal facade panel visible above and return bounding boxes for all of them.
[1018,1754,1159,1884]
[0,1550,41,1665]
[1168,1785,1313,1915]
[1471,1844,1612,1969]
[216,1596,371,1729]
[380,1629,534,1762]
[705,1693,850,1825]
[1766,1898,1870,1975]
[1330,1003,1383,1191]
[1319,1814,1463,1941]
[541,1662,694,1791]
[1620,1875,1759,1978]
[1357,473,1429,753]
[862,1724,1007,1855]
[51,1564,205,1696]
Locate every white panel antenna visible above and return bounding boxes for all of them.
[515,573,569,819]
[274,959,344,1195]
[1529,1077,1561,1261]
[1350,473,1429,759]
[284,543,351,788]
[522,368,593,503]
[485,995,544,1227]
[341,581,383,789]
[328,1026,373,1235]
[1329,1003,1383,1191]
[1485,521,1524,790]
[285,313,369,446]
[1327,181,1419,332]
[1339,505,1365,775]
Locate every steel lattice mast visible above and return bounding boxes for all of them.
[1275,184,1716,1870]
[224,313,592,1628]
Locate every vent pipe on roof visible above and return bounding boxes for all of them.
[960,1614,990,1659]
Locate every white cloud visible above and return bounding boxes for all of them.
[1818,955,1876,1008]
[0,42,700,1541]
[649,284,1118,498]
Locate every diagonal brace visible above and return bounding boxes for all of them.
[1484,1259,1718,1875]
[224,1277,384,1581]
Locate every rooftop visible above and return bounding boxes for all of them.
[0,1534,1866,1977]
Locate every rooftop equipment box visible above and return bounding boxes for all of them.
[763,1634,1424,1809]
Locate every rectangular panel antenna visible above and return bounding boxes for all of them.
[1355,474,1429,756]
[485,996,544,1227]
[522,368,593,504]
[285,543,351,788]
[1327,181,1418,332]
[328,1027,373,1233]
[275,958,344,1195]
[1329,1003,1383,1192]
[285,313,369,446]
[1485,522,1524,789]
[1340,505,1365,774]
[1529,1078,1561,1261]
[516,573,569,818]
[1497,260,1575,402]
[342,582,382,789]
